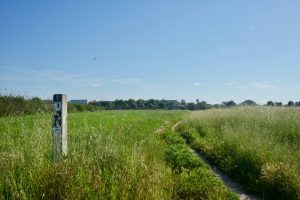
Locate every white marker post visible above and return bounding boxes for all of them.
[52,94,68,162]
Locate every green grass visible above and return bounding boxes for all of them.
[0,110,184,199]
[0,110,241,199]
[161,130,238,200]
[178,106,300,199]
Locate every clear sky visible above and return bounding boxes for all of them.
[1,0,300,103]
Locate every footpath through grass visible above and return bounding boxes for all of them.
[177,107,300,200]
[0,110,239,199]
[161,128,238,200]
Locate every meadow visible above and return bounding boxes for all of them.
[0,110,237,199]
[177,107,300,199]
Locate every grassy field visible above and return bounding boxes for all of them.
[0,110,237,199]
[177,107,300,199]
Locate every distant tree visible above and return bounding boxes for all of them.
[128,99,137,109]
[197,101,209,110]
[275,102,282,107]
[180,99,187,109]
[180,99,186,106]
[136,99,145,109]
[89,100,97,106]
[114,99,126,109]
[145,99,158,109]
[241,99,257,106]
[295,101,300,107]
[287,101,295,107]
[221,100,236,108]
[107,101,115,109]
[267,101,275,106]
[159,99,169,109]
[213,104,220,108]
[187,102,196,110]
[195,99,200,109]
[31,97,42,102]
[206,103,213,109]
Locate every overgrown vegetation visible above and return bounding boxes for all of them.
[68,102,102,113]
[0,95,52,116]
[0,111,183,199]
[3,96,299,199]
[0,95,101,117]
[161,130,238,199]
[0,110,240,199]
[177,107,300,199]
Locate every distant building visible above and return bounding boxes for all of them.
[166,100,180,109]
[69,99,88,105]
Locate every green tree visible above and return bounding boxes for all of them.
[136,99,145,109]
[241,100,257,106]
[128,99,137,109]
[287,101,295,107]
[221,100,236,108]
[267,101,275,106]
[187,102,196,110]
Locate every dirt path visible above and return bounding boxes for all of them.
[171,120,181,132]
[192,149,259,200]
[156,120,181,134]
[172,121,260,200]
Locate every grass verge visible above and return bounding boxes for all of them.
[177,107,300,199]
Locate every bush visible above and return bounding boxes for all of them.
[0,94,102,117]
[164,144,203,172]
[0,95,52,117]
[68,103,102,113]
[161,131,186,145]
[179,128,196,144]
[175,124,197,144]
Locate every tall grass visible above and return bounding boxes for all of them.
[0,110,183,199]
[179,107,300,199]
[161,130,238,199]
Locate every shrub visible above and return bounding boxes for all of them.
[179,128,196,144]
[0,95,52,117]
[164,144,203,172]
[161,131,186,145]
[175,124,197,144]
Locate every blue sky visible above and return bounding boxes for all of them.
[1,0,300,103]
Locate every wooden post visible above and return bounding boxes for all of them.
[52,94,68,161]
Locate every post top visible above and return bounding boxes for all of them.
[53,94,67,102]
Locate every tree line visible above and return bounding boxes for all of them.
[1,94,300,117]
[90,99,300,110]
